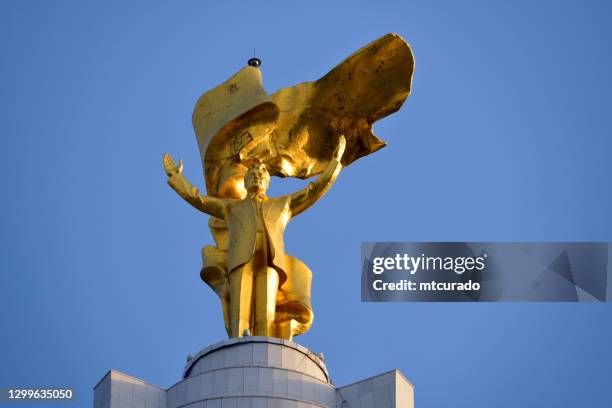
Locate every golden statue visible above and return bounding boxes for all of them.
[163,33,414,340]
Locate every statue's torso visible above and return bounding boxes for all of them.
[225,196,291,274]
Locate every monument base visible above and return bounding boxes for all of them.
[94,337,414,408]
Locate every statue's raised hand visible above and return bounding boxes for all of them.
[333,135,346,162]
[163,153,184,177]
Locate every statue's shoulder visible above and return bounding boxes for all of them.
[226,197,249,210]
[266,195,291,209]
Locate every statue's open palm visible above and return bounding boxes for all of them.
[163,153,184,177]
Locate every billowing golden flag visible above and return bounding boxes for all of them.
[192,33,414,199]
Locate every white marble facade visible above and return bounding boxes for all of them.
[94,337,414,408]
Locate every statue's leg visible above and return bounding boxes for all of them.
[229,264,253,337]
[253,266,279,336]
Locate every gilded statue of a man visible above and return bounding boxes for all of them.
[163,33,413,340]
[163,136,345,338]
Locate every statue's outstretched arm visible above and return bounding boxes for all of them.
[163,153,225,218]
[289,136,346,217]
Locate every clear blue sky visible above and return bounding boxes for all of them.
[1,1,611,407]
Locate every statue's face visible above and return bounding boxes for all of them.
[245,164,270,193]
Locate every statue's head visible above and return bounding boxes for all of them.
[244,162,270,194]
